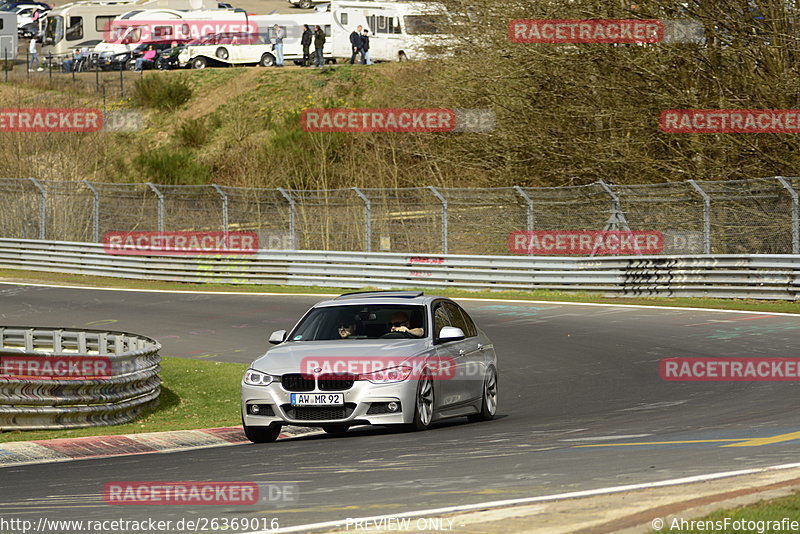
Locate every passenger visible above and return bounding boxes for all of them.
[273,24,284,67]
[389,312,424,337]
[338,321,358,339]
[159,41,180,70]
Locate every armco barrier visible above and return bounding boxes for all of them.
[0,239,798,300]
[0,327,161,430]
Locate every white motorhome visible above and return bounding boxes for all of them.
[328,1,448,62]
[0,11,17,60]
[94,7,251,57]
[41,0,217,58]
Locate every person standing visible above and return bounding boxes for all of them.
[361,28,371,65]
[349,25,362,64]
[28,38,41,71]
[273,24,284,67]
[301,24,312,67]
[313,25,326,68]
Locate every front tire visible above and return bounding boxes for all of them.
[298,0,312,7]
[191,57,207,69]
[260,53,275,67]
[243,421,282,443]
[467,367,498,423]
[409,371,434,430]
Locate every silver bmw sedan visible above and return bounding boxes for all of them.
[241,291,498,442]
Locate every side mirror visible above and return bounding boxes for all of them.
[438,326,465,343]
[268,330,287,345]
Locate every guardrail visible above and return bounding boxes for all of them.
[0,326,161,430]
[0,238,798,300]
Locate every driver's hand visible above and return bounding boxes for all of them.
[391,326,409,333]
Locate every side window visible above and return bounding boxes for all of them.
[0,18,3,30]
[66,16,83,41]
[324,24,331,37]
[457,305,477,337]
[432,303,452,339]
[443,302,469,336]
[340,13,348,25]
[95,16,116,32]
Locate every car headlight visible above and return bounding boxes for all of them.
[243,369,274,386]
[358,365,413,384]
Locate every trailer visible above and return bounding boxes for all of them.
[328,1,448,62]
[41,0,217,58]
[0,11,17,60]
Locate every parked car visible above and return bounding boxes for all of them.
[178,31,275,69]
[241,291,499,443]
[286,0,326,8]
[0,1,49,11]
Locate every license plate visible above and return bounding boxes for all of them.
[290,393,344,406]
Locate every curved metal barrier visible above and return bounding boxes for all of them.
[0,327,161,430]
[0,238,797,300]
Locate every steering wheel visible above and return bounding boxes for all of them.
[379,331,415,339]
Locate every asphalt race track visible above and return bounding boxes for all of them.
[2,283,800,530]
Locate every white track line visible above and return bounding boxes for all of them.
[252,462,800,534]
[1,280,799,316]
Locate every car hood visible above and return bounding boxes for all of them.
[250,339,432,375]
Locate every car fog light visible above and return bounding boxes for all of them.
[250,404,260,414]
[387,402,399,412]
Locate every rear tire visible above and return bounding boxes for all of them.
[298,0,312,7]
[191,56,207,69]
[467,367,497,423]
[243,421,282,443]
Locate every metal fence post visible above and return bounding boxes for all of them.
[688,179,711,254]
[428,186,448,254]
[776,176,799,254]
[146,182,165,233]
[28,178,46,240]
[83,180,100,243]
[211,184,229,234]
[352,187,371,252]
[278,187,296,250]
[513,185,534,232]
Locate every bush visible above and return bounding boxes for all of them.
[132,75,193,110]
[175,117,210,147]
[132,148,210,185]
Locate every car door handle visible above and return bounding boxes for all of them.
[477,343,483,350]
[459,349,465,356]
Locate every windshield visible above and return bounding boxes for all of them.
[404,15,446,35]
[44,14,63,45]
[290,305,427,341]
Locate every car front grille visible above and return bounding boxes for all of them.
[318,373,356,391]
[281,403,356,421]
[281,374,315,392]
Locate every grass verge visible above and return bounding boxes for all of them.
[657,491,800,533]
[1,268,800,314]
[0,356,247,443]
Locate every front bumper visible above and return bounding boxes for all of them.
[242,379,417,427]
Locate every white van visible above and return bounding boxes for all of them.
[329,1,448,62]
[179,13,333,68]
[0,12,17,60]
[41,0,217,58]
[94,7,251,58]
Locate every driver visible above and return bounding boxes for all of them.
[389,312,424,337]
